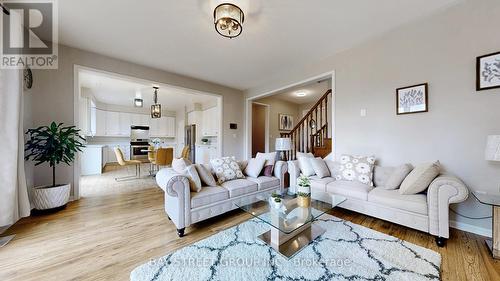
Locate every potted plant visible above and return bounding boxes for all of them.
[297,174,311,207]
[25,122,86,210]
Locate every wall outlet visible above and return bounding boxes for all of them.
[360,109,367,117]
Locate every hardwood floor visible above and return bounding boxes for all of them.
[1,186,499,281]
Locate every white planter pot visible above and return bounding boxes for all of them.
[32,184,71,210]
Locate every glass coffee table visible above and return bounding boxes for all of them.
[472,191,500,259]
[235,193,346,258]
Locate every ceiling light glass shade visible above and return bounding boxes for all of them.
[134,98,143,107]
[214,3,244,38]
[151,104,161,119]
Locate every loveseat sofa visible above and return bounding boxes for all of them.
[288,159,469,246]
[156,161,287,237]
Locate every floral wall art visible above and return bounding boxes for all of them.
[477,51,500,91]
[396,83,428,115]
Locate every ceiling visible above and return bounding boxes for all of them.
[60,0,459,90]
[79,70,217,110]
[271,80,330,105]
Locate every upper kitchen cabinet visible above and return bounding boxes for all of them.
[119,112,132,136]
[202,107,219,137]
[105,111,120,136]
[95,108,106,136]
[150,116,175,138]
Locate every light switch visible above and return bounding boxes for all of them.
[360,109,367,117]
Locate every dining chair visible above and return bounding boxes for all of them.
[147,145,156,175]
[114,147,142,181]
[181,146,190,159]
[155,147,174,170]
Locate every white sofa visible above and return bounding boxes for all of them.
[156,161,287,237]
[288,160,469,246]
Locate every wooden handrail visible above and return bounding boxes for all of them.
[284,89,332,136]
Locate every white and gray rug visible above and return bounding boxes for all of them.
[131,214,441,281]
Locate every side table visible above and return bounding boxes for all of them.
[472,191,500,259]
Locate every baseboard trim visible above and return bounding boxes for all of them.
[450,220,491,238]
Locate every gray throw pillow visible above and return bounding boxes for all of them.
[310,158,331,178]
[195,164,217,187]
[184,165,202,192]
[244,158,267,178]
[325,160,341,179]
[298,156,316,177]
[172,158,192,173]
[384,164,413,190]
[399,162,440,195]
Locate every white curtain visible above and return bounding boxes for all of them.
[0,69,31,227]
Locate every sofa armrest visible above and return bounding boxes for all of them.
[427,175,469,238]
[156,168,191,229]
[274,161,288,192]
[287,160,300,194]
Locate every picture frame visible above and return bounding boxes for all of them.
[396,83,428,115]
[476,51,500,91]
[278,113,294,131]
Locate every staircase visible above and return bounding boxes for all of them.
[280,89,332,160]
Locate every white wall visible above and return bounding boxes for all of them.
[246,0,500,233]
[30,44,244,196]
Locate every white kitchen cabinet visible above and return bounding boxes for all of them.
[95,109,106,136]
[202,107,219,137]
[195,145,218,165]
[105,111,120,136]
[81,145,104,175]
[131,113,141,127]
[140,114,150,127]
[119,112,131,136]
[150,116,175,137]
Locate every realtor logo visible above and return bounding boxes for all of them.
[1,0,58,69]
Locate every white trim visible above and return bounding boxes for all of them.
[244,71,336,159]
[450,219,492,238]
[73,65,224,198]
[251,102,270,154]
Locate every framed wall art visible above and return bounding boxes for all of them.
[278,113,294,131]
[396,83,428,115]
[477,51,500,91]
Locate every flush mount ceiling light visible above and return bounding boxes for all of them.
[134,98,143,107]
[296,91,307,97]
[213,1,245,38]
[151,86,161,118]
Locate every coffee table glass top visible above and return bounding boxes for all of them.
[234,192,346,234]
[472,191,500,207]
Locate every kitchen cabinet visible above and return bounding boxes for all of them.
[131,113,141,127]
[81,145,105,175]
[105,111,120,136]
[95,109,106,136]
[150,116,175,137]
[119,112,132,136]
[195,145,218,165]
[202,107,219,137]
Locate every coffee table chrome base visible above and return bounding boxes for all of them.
[258,224,325,259]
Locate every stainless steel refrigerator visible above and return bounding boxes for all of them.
[184,125,196,163]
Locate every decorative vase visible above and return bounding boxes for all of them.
[297,184,311,207]
[31,183,71,210]
[297,195,311,207]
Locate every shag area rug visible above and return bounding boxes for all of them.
[131,214,441,281]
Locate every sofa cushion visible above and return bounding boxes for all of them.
[247,176,280,190]
[373,166,395,187]
[256,152,276,176]
[310,158,331,178]
[172,158,192,173]
[400,162,440,195]
[184,165,202,192]
[309,176,336,192]
[298,156,316,177]
[191,186,229,208]
[368,188,428,215]
[244,158,266,178]
[220,179,258,197]
[210,157,245,184]
[325,160,341,179]
[385,164,413,190]
[326,180,373,201]
[195,164,217,187]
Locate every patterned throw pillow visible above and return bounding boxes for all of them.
[210,157,245,184]
[338,155,376,186]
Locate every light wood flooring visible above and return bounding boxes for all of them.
[1,184,499,280]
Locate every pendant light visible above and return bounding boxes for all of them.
[151,86,161,118]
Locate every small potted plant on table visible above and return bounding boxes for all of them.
[25,122,85,211]
[297,174,312,207]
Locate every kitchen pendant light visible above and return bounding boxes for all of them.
[151,86,161,118]
[213,2,245,38]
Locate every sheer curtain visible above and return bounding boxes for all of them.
[0,68,31,228]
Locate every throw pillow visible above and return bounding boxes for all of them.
[256,152,277,176]
[244,158,267,178]
[195,164,217,187]
[238,160,249,171]
[384,164,413,190]
[210,157,245,184]
[298,156,316,177]
[373,166,396,187]
[399,162,440,195]
[184,165,202,192]
[310,158,331,178]
[172,158,192,174]
[338,154,376,186]
[325,160,341,179]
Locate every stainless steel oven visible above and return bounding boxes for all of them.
[130,141,149,160]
